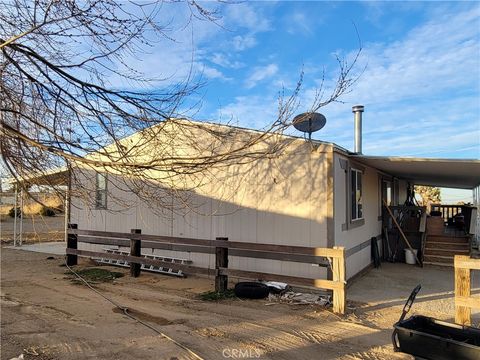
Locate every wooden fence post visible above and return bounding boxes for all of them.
[66,223,78,266]
[215,237,228,292]
[130,229,141,278]
[332,246,346,314]
[455,255,471,325]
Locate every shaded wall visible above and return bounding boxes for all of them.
[71,141,332,280]
[333,152,383,279]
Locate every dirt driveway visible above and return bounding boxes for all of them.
[1,215,65,243]
[1,247,411,360]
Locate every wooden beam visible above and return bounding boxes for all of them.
[67,248,344,293]
[332,246,346,314]
[455,296,480,309]
[66,223,78,266]
[71,229,344,258]
[215,237,228,293]
[455,255,472,326]
[454,256,480,271]
[387,206,426,212]
[65,248,214,276]
[77,235,330,265]
[218,268,344,291]
[130,229,141,278]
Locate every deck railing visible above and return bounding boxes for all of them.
[66,224,347,314]
[431,204,475,231]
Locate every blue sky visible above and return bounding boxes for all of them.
[128,1,479,158]
[2,1,471,201]
[127,1,479,202]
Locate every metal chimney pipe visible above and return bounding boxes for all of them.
[352,105,364,154]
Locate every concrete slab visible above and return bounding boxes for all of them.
[5,242,66,256]
[348,262,480,321]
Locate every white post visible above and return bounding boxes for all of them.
[13,184,17,246]
[64,192,69,243]
[19,188,23,246]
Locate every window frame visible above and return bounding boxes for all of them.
[340,158,365,231]
[378,175,393,220]
[351,168,364,222]
[95,172,108,210]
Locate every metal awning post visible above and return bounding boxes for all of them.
[64,191,69,242]
[13,183,17,246]
[19,188,23,246]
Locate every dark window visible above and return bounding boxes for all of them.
[351,169,363,220]
[95,172,107,209]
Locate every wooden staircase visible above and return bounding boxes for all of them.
[423,234,470,266]
[423,215,471,267]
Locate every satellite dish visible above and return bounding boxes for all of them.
[293,112,326,140]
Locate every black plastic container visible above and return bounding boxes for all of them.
[393,315,480,360]
[392,285,480,360]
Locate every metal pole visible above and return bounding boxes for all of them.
[13,184,17,246]
[19,188,23,246]
[64,192,69,243]
[352,105,364,154]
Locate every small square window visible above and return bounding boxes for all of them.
[95,172,107,209]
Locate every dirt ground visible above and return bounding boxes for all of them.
[348,262,480,331]
[0,215,65,243]
[1,247,416,360]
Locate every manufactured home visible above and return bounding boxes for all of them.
[60,107,480,281]
[10,107,480,283]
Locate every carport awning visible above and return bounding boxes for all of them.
[8,167,69,186]
[352,155,480,189]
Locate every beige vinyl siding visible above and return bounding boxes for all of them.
[70,131,332,279]
[333,152,382,279]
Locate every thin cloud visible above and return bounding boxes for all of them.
[224,2,272,33]
[217,95,278,129]
[202,65,228,80]
[286,12,315,35]
[210,53,245,69]
[299,7,480,158]
[232,34,257,51]
[244,64,279,89]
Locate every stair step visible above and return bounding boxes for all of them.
[423,261,453,268]
[424,248,470,256]
[426,235,469,243]
[423,255,454,264]
[425,241,470,249]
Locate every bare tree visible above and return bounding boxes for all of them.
[415,185,441,213]
[0,0,362,214]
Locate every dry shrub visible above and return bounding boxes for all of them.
[0,193,63,215]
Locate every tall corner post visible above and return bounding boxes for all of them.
[130,229,142,278]
[455,255,471,325]
[215,237,228,293]
[66,223,78,266]
[332,246,346,314]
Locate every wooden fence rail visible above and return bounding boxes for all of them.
[454,255,480,325]
[66,225,347,314]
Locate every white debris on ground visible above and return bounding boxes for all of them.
[261,281,290,293]
[266,291,331,306]
[260,281,332,306]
